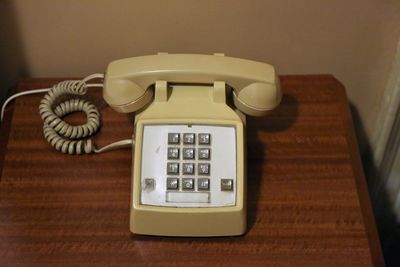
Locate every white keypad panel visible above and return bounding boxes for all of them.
[140,124,237,207]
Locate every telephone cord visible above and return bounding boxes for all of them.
[1,73,133,154]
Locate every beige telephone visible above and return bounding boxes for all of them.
[103,53,281,236]
[1,53,280,237]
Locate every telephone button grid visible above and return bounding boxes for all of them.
[141,125,236,207]
[166,132,211,192]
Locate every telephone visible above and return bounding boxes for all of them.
[103,53,281,236]
[2,53,281,236]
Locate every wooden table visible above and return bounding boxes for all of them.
[0,76,384,266]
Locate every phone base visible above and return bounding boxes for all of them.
[130,84,247,237]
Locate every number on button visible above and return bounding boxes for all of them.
[183,148,195,159]
[198,163,210,175]
[167,163,179,174]
[198,133,210,145]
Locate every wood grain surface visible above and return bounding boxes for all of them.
[0,76,383,266]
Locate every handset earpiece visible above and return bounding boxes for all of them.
[103,78,154,113]
[232,78,282,116]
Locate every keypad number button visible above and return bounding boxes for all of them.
[166,178,179,190]
[198,163,210,175]
[183,148,195,159]
[183,133,195,144]
[167,163,179,174]
[168,133,180,144]
[182,178,194,190]
[198,148,210,160]
[167,147,180,159]
[182,163,194,175]
[198,178,210,191]
[198,133,210,145]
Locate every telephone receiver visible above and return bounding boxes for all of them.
[103,53,281,116]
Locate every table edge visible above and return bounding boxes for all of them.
[333,76,385,266]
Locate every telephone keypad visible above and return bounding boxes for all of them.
[142,125,236,207]
[166,132,212,192]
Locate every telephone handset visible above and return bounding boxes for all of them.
[102,53,281,236]
[104,53,280,116]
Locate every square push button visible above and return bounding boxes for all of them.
[198,178,210,190]
[167,147,179,159]
[168,133,180,144]
[182,178,194,190]
[183,133,195,144]
[221,179,233,191]
[198,163,210,175]
[198,148,210,160]
[182,163,194,175]
[198,133,210,145]
[166,178,179,190]
[167,163,179,174]
[143,178,155,191]
[183,148,195,159]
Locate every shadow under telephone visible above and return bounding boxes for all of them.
[2,53,281,236]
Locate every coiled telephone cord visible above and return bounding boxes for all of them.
[1,73,133,155]
[39,75,102,154]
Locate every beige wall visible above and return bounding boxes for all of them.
[1,0,400,152]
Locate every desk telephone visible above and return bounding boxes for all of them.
[3,53,281,236]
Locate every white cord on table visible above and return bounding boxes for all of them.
[1,74,134,154]
[1,88,51,122]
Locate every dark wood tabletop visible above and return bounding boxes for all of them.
[0,76,384,266]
